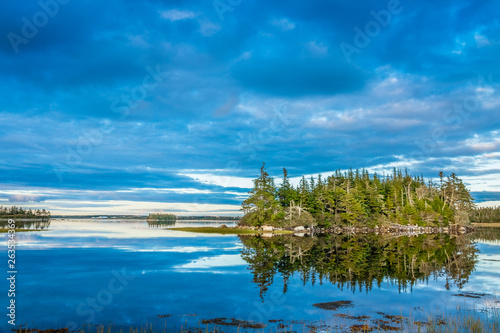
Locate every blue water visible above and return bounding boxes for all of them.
[1,220,499,332]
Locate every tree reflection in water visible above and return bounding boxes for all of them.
[147,220,175,228]
[0,220,51,230]
[239,234,478,299]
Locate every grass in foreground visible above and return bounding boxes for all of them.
[169,227,293,235]
[472,222,500,227]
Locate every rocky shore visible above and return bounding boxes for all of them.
[235,223,475,236]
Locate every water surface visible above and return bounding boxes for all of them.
[1,220,499,331]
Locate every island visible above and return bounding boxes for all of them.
[0,206,51,222]
[0,206,51,232]
[239,164,474,233]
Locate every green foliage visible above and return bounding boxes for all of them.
[240,165,474,227]
[241,163,284,227]
[277,168,295,208]
[470,206,500,223]
[176,216,240,220]
[0,206,51,220]
[147,213,176,221]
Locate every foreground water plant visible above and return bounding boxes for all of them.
[13,305,499,333]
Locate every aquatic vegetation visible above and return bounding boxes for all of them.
[13,305,499,333]
[200,317,265,329]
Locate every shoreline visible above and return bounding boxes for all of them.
[0,228,47,233]
[170,227,293,235]
[472,222,500,227]
[0,218,51,222]
[168,223,476,236]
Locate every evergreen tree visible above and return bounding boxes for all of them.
[241,163,283,226]
[277,168,294,208]
[241,165,474,228]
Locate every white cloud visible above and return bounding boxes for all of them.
[123,187,214,195]
[179,173,253,189]
[461,174,500,192]
[160,9,197,22]
[8,194,45,203]
[476,201,500,208]
[176,254,247,269]
[306,41,328,57]
[474,33,491,47]
[199,20,221,36]
[449,132,500,155]
[452,38,466,54]
[9,199,241,216]
[126,34,149,48]
[270,18,295,31]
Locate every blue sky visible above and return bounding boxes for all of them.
[1,0,499,215]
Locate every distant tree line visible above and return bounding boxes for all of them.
[176,216,241,220]
[240,164,474,228]
[147,213,176,221]
[0,206,51,220]
[470,206,500,223]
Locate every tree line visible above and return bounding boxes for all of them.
[147,213,176,221]
[470,206,500,223]
[176,216,240,220]
[0,206,51,219]
[240,164,474,228]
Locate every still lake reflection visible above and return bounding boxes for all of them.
[1,219,499,331]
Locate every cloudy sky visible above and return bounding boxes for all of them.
[1,0,499,215]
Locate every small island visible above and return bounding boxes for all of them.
[0,206,51,232]
[238,164,475,234]
[147,213,176,222]
[173,164,478,235]
[0,206,51,222]
[147,213,176,227]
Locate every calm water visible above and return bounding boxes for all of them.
[1,219,499,332]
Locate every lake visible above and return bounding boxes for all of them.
[1,219,499,332]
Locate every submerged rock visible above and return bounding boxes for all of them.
[312,300,353,311]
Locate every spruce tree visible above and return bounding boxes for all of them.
[241,163,283,227]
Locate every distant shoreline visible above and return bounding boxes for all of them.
[51,215,241,220]
[0,229,47,233]
[0,218,50,222]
